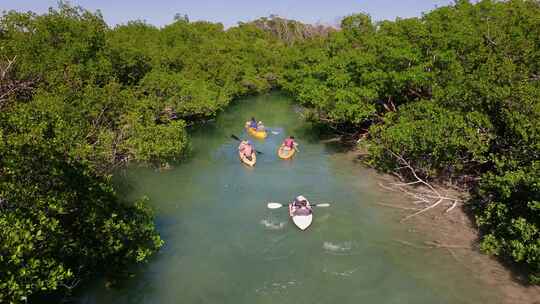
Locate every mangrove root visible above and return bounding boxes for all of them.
[379,150,463,222]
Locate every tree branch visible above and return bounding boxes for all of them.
[378,149,463,222]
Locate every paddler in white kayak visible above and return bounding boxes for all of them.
[289,195,312,216]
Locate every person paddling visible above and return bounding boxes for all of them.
[256,121,265,131]
[238,140,254,160]
[248,117,257,129]
[290,195,312,216]
[282,136,298,151]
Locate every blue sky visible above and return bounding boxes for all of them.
[1,0,455,27]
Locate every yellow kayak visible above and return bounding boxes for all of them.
[245,122,267,139]
[278,145,296,159]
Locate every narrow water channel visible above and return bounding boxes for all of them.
[78,92,497,304]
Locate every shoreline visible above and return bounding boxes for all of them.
[343,149,540,304]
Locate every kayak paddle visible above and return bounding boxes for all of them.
[267,202,330,209]
[231,134,263,154]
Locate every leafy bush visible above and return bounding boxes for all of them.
[475,162,540,283]
[368,101,493,177]
[0,2,290,301]
[0,144,163,302]
[1,2,540,301]
[281,0,540,282]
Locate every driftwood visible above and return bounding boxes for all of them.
[380,150,463,222]
[394,239,471,250]
[394,239,476,273]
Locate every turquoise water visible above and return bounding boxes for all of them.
[77,93,497,304]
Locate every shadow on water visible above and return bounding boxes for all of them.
[75,92,500,304]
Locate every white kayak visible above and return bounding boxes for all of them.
[289,202,313,230]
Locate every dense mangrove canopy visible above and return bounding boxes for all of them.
[0,0,539,302]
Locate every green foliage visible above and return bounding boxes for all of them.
[106,21,158,85]
[0,3,286,301]
[340,13,375,39]
[121,100,189,162]
[281,12,431,126]
[0,144,163,303]
[1,1,540,300]
[280,0,540,282]
[139,70,227,120]
[368,101,493,176]
[0,3,112,86]
[475,161,540,282]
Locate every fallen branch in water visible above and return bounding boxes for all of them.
[379,150,463,222]
[401,198,445,222]
[394,239,471,250]
[394,239,431,249]
[395,239,476,273]
[424,240,470,249]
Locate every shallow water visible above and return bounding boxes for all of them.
[77,93,498,304]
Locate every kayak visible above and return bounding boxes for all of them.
[289,200,313,230]
[245,122,267,139]
[278,144,296,159]
[239,151,256,166]
[246,127,267,139]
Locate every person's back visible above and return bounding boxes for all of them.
[295,206,312,216]
[249,118,257,129]
[293,197,311,216]
[283,137,295,149]
[242,143,253,157]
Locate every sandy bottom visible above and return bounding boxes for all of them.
[349,152,540,304]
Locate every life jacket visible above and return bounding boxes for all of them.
[284,138,294,148]
[296,207,312,216]
[249,120,257,129]
[242,144,253,156]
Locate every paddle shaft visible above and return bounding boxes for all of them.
[267,202,330,209]
[231,134,263,154]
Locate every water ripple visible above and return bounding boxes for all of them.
[260,219,286,230]
[323,241,353,252]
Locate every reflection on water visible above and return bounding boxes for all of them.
[77,92,498,304]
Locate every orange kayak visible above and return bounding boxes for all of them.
[278,145,296,159]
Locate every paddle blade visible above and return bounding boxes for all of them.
[231,134,240,141]
[314,203,330,207]
[267,202,283,209]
